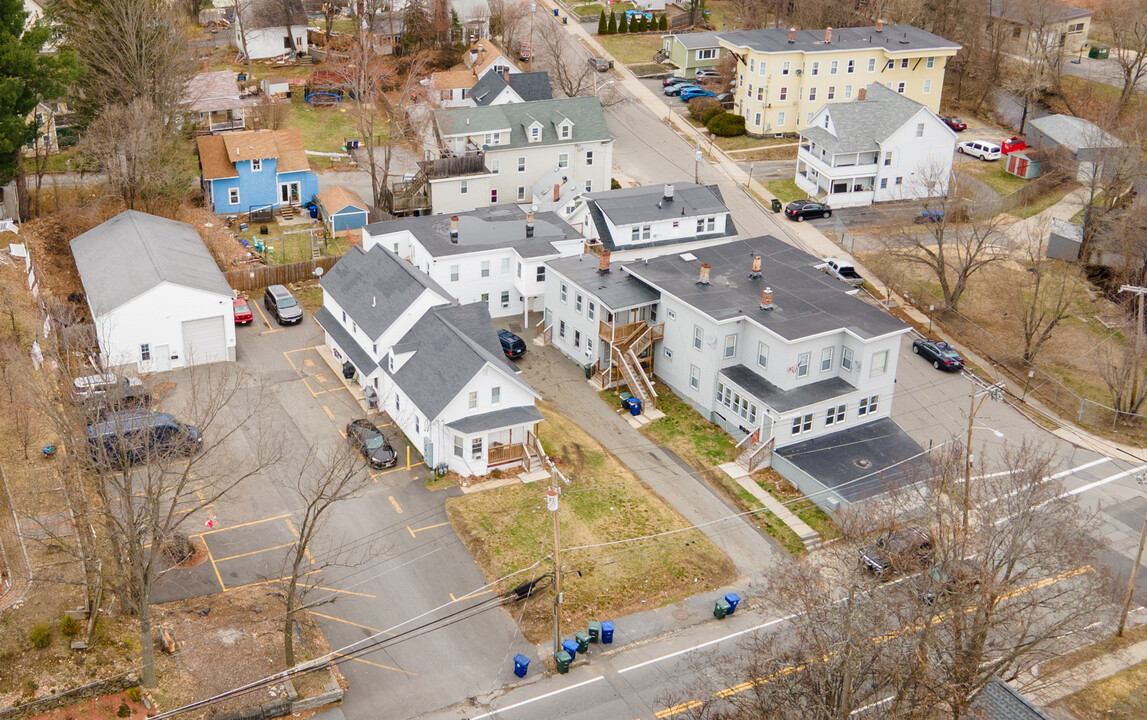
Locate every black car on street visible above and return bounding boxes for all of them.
[346,419,398,469]
[784,199,831,222]
[912,338,965,371]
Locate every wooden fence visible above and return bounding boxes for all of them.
[224,258,338,292]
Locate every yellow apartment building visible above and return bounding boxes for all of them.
[717,23,961,137]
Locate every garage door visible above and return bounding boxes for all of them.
[182,316,227,366]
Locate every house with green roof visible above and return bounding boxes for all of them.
[404,97,614,216]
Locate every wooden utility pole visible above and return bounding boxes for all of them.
[547,483,561,656]
[1117,508,1147,637]
[1118,286,1147,419]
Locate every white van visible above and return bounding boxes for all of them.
[957,140,1002,161]
[73,373,142,400]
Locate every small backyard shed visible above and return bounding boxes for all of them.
[1046,218,1083,261]
[262,76,290,97]
[1005,151,1042,180]
[317,185,370,233]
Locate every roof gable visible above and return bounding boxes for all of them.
[799,83,930,154]
[321,245,451,340]
[435,96,611,148]
[70,211,232,316]
[199,128,310,178]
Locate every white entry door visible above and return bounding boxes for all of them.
[153,345,172,373]
[182,316,227,366]
[280,181,301,205]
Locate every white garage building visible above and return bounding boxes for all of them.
[71,210,236,374]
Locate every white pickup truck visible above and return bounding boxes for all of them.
[823,258,864,288]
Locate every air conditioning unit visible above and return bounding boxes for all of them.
[501,302,510,308]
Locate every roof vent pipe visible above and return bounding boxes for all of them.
[750,255,762,278]
[698,263,711,285]
[450,215,459,242]
[663,183,674,201]
[526,210,535,237]
[599,249,611,273]
[825,27,832,43]
[788,27,796,43]
[760,287,774,310]
[876,18,883,32]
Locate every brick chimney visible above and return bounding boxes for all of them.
[525,209,535,237]
[599,249,611,273]
[553,184,560,202]
[450,215,459,242]
[503,67,510,83]
[857,87,867,101]
[698,263,711,285]
[750,255,762,278]
[760,287,774,310]
[825,27,832,43]
[876,18,884,32]
[788,27,796,43]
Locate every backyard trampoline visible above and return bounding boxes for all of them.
[305,91,343,105]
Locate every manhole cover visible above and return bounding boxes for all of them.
[854,458,871,469]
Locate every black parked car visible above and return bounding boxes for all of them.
[859,526,934,577]
[498,329,527,359]
[346,419,397,469]
[912,338,964,371]
[263,284,304,325]
[784,199,831,222]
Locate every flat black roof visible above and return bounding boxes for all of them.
[623,236,909,341]
[721,365,855,413]
[776,419,927,503]
[548,255,660,311]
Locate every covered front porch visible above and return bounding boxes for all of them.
[445,406,546,477]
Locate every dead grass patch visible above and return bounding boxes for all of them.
[445,402,736,643]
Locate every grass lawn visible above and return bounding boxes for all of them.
[714,134,791,152]
[573,2,605,17]
[766,179,807,203]
[958,161,1028,196]
[713,473,804,554]
[1009,183,1076,219]
[704,0,739,29]
[445,403,737,644]
[284,93,364,154]
[597,34,664,65]
[753,469,840,541]
[1060,659,1147,720]
[633,381,736,468]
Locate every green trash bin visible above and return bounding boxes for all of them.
[1089,44,1109,59]
[584,364,592,379]
[575,631,591,654]
[771,198,782,213]
[588,620,601,643]
[556,650,572,674]
[714,597,732,619]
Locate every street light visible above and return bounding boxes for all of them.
[971,425,1005,439]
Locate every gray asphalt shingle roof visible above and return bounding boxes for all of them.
[799,83,926,154]
[470,71,553,105]
[664,31,723,49]
[363,205,581,259]
[1028,114,1124,152]
[622,236,909,341]
[987,0,1092,23]
[718,25,961,54]
[446,405,544,433]
[970,677,1052,720]
[435,96,611,149]
[386,303,532,420]
[320,244,450,341]
[547,256,660,311]
[313,306,377,373]
[70,210,232,317]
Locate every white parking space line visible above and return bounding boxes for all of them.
[468,677,605,720]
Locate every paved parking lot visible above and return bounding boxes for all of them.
[150,308,533,715]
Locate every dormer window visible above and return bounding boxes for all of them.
[251,158,262,172]
[559,123,571,139]
[529,124,542,142]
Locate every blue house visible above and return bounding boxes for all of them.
[196,128,318,215]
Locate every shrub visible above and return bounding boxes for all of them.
[688,97,723,125]
[610,178,622,190]
[598,9,606,34]
[127,687,143,703]
[607,11,616,33]
[659,14,668,30]
[117,702,131,718]
[707,112,747,137]
[22,679,37,698]
[60,614,81,637]
[637,15,647,31]
[618,12,628,32]
[29,623,52,649]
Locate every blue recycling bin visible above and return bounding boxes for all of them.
[601,620,615,644]
[308,204,318,219]
[562,638,579,661]
[625,397,643,416]
[513,653,530,678]
[553,7,558,14]
[724,593,741,614]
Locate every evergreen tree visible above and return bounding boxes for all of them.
[618,11,628,32]
[659,14,668,30]
[0,0,79,220]
[598,9,607,34]
[639,15,648,31]
[607,11,616,33]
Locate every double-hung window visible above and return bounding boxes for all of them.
[820,347,834,372]
[796,352,810,378]
[757,342,768,369]
[791,414,813,435]
[693,325,704,350]
[724,334,737,359]
[825,405,846,426]
[870,350,889,376]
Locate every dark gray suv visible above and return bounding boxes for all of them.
[263,284,303,325]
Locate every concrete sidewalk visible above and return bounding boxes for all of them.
[1023,636,1147,706]
[517,342,779,577]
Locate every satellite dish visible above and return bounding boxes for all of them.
[313,266,325,277]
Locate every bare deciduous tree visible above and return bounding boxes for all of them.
[280,445,373,666]
[667,443,1116,720]
[253,97,290,130]
[1013,223,1084,363]
[1097,328,1147,416]
[1097,0,1147,113]
[488,0,530,55]
[534,19,593,98]
[884,170,1010,312]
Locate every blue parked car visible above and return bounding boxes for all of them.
[664,83,701,96]
[679,87,716,101]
